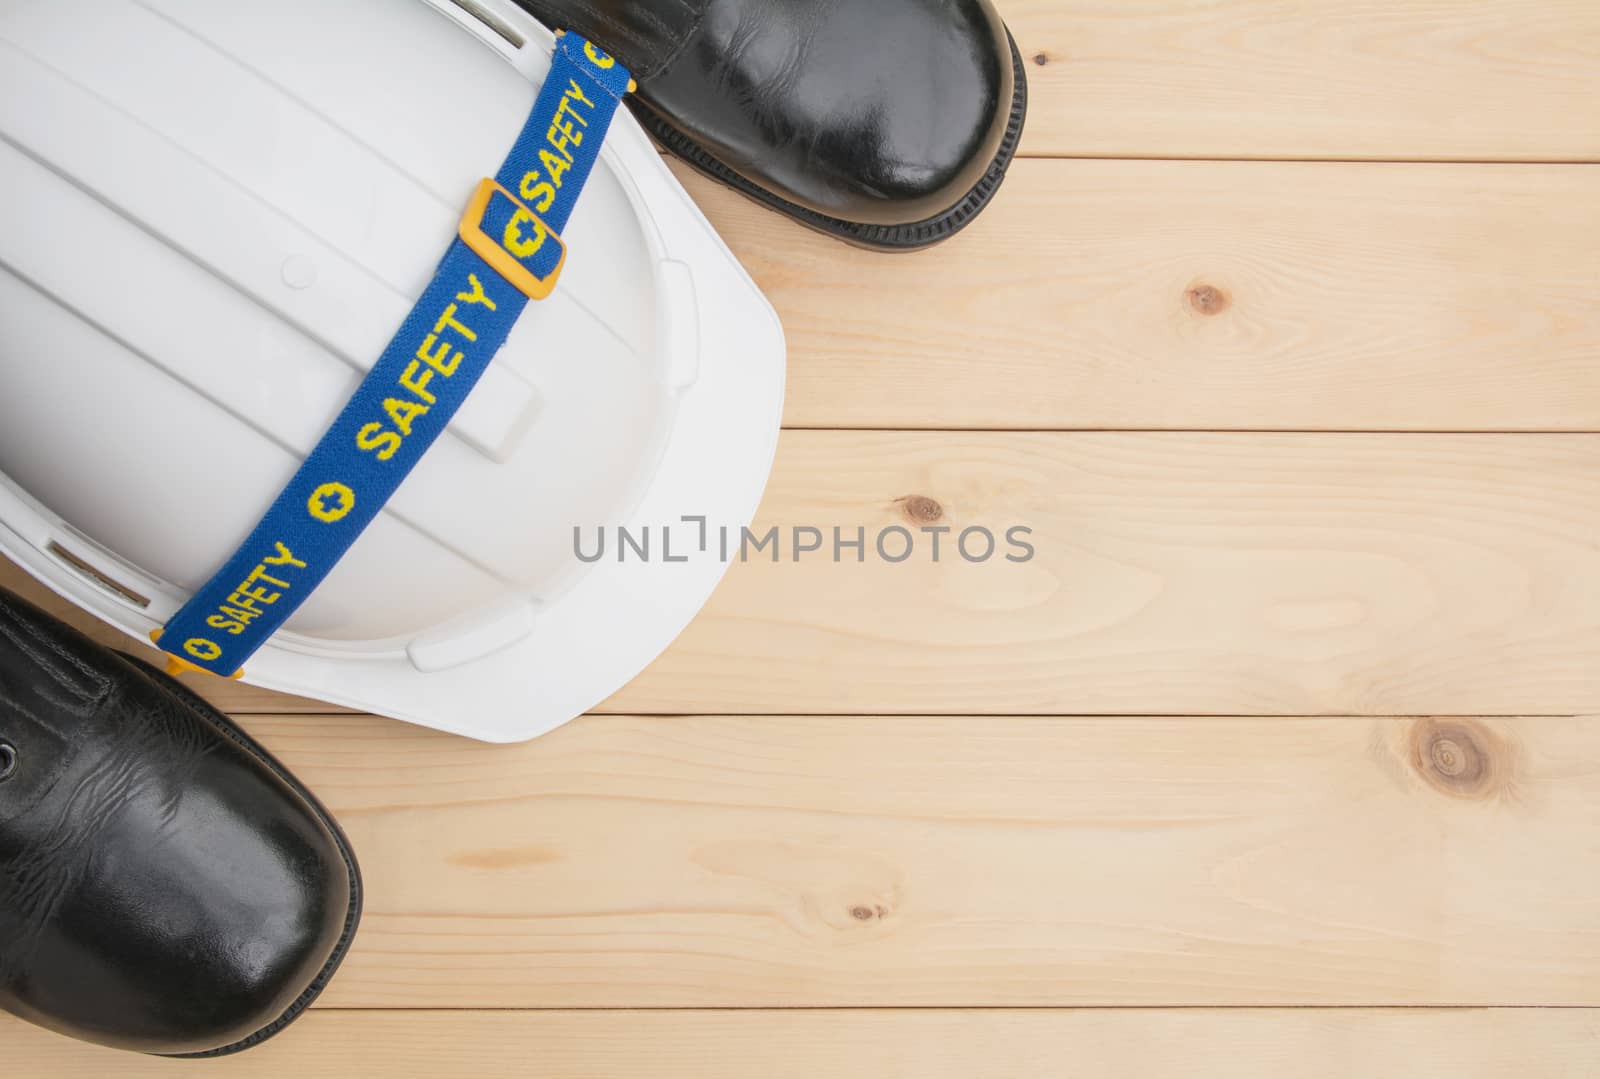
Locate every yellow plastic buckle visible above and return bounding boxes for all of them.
[148,629,243,681]
[458,178,566,301]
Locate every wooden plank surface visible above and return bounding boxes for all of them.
[8,431,1596,718]
[672,159,1600,431]
[8,1009,1600,1078]
[5,4,1600,1069]
[1004,1,1600,161]
[607,432,1599,718]
[176,712,1600,1009]
[605,433,1599,717]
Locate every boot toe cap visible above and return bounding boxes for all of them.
[640,0,1021,231]
[0,597,360,1059]
[9,758,356,1056]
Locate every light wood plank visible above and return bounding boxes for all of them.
[6,432,1597,718]
[672,158,1600,431]
[615,433,1600,717]
[192,713,1600,1007]
[6,1008,1600,1077]
[1004,1,1600,161]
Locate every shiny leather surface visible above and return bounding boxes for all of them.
[515,0,1015,226]
[0,589,357,1056]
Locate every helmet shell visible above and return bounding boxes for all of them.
[0,0,785,740]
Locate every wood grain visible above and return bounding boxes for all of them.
[610,433,1600,718]
[7,1008,1599,1078]
[166,712,1600,1008]
[1003,0,1600,161]
[7,431,1596,718]
[3,5,1596,1071]
[671,159,1600,431]
[605,432,1600,718]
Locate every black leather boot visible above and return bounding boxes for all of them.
[513,0,1027,249]
[0,587,360,1057]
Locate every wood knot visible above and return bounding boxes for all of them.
[1186,282,1230,316]
[1409,718,1505,800]
[1032,52,1052,67]
[849,904,889,922]
[896,495,944,524]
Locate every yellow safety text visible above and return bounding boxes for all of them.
[356,274,498,462]
[516,79,598,214]
[198,542,308,639]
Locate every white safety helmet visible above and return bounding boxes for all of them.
[0,0,785,741]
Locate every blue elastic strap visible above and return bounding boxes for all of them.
[156,34,633,677]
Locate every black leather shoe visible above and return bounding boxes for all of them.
[514,0,1027,249]
[0,587,360,1057]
